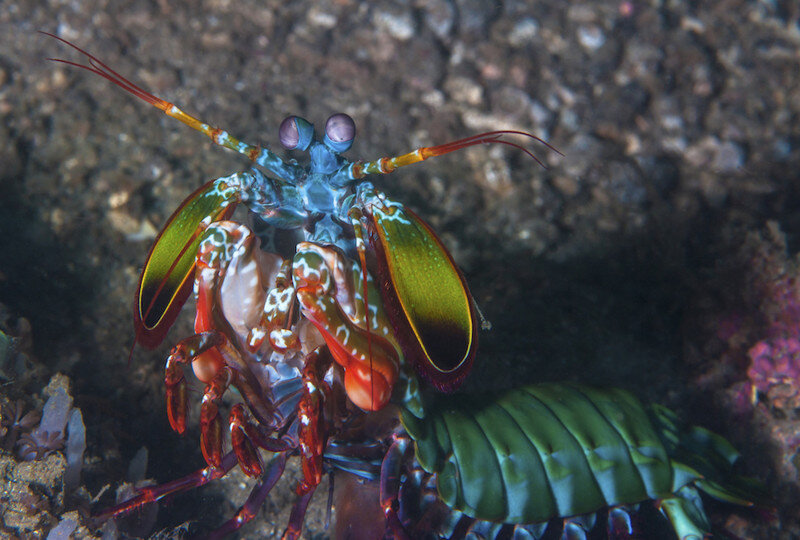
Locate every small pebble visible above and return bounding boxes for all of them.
[373,9,415,41]
[509,18,539,47]
[577,25,605,50]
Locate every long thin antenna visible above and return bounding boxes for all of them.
[349,130,562,179]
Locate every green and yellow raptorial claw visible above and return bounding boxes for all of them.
[135,178,239,348]
[356,194,478,392]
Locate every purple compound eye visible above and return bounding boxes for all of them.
[279,116,313,151]
[323,113,355,153]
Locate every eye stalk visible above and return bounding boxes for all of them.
[279,116,314,151]
[323,113,355,153]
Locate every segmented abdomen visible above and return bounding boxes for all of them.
[401,383,683,524]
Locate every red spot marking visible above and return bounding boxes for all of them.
[247,146,261,162]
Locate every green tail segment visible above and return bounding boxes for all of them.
[647,403,769,538]
[400,382,767,539]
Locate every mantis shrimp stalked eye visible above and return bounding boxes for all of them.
[323,113,356,152]
[279,115,314,151]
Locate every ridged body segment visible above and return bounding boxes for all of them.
[401,383,686,524]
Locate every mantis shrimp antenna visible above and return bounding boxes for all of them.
[42,32,265,163]
[348,130,562,179]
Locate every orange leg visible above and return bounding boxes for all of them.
[164,331,225,434]
[229,403,264,478]
[199,365,234,469]
[96,452,239,523]
[296,348,330,495]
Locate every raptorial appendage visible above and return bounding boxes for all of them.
[293,242,401,411]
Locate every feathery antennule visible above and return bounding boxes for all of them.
[41,31,264,162]
[351,129,561,178]
[423,130,563,168]
[42,31,166,109]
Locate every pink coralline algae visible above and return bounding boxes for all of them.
[756,274,800,339]
[747,337,800,414]
[723,224,800,414]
